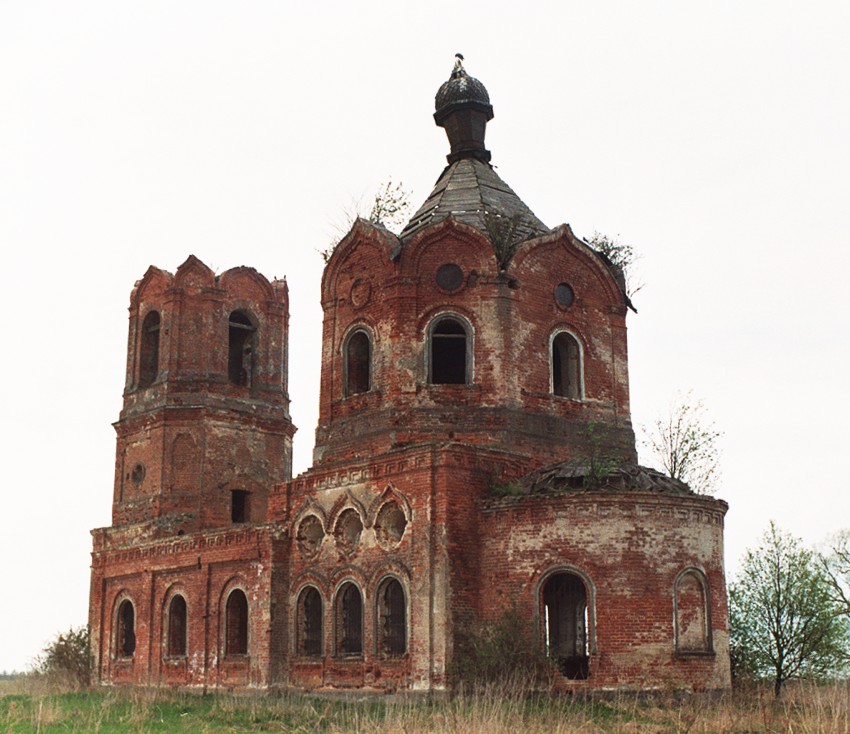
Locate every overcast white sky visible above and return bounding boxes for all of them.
[1,1,848,672]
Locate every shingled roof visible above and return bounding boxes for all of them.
[401,57,550,246]
[400,157,549,243]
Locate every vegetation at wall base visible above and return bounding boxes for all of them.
[2,680,850,733]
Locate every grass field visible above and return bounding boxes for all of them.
[1,678,848,733]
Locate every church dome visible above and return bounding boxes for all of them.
[435,61,491,114]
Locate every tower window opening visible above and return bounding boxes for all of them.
[430,316,469,385]
[552,332,581,399]
[225,589,249,656]
[335,582,363,656]
[345,329,371,395]
[297,586,323,657]
[542,572,589,679]
[167,594,187,657]
[139,311,161,388]
[228,311,256,387]
[377,578,406,656]
[231,490,249,524]
[116,599,136,658]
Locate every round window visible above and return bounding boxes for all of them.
[436,264,464,292]
[555,283,575,308]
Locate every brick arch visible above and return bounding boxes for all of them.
[111,590,138,660]
[130,265,172,308]
[173,255,216,294]
[160,584,189,659]
[218,578,250,657]
[548,327,586,400]
[400,217,497,278]
[535,565,598,658]
[673,567,712,653]
[219,266,276,302]
[510,226,624,308]
[321,219,399,304]
[366,485,412,528]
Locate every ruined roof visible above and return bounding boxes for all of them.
[517,459,694,496]
[400,157,550,243]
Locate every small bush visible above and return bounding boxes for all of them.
[450,607,554,691]
[33,626,91,689]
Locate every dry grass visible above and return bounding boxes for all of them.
[0,677,848,733]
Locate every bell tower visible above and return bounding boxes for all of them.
[112,255,295,535]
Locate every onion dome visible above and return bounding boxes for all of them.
[433,55,494,164]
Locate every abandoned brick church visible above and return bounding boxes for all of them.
[89,59,732,692]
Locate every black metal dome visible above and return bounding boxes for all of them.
[435,63,492,116]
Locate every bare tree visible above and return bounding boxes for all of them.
[729,522,850,696]
[821,530,850,619]
[321,179,413,262]
[643,391,722,494]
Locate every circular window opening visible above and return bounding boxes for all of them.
[436,264,464,292]
[296,515,325,556]
[131,463,145,486]
[375,501,407,548]
[555,283,575,308]
[334,509,363,554]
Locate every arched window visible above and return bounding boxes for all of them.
[429,316,470,385]
[345,329,371,395]
[139,311,161,388]
[167,595,187,657]
[296,586,323,657]
[542,572,589,679]
[551,332,581,399]
[116,599,136,658]
[225,589,249,656]
[376,578,406,656]
[675,570,711,652]
[335,582,363,656]
[228,311,256,387]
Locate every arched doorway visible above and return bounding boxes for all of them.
[542,572,589,679]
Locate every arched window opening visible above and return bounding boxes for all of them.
[552,332,581,399]
[376,578,406,656]
[430,316,469,385]
[542,573,589,679]
[675,571,711,652]
[228,311,256,387]
[225,589,249,656]
[335,582,363,656]
[116,599,136,658]
[139,311,161,388]
[297,587,323,657]
[345,330,371,395]
[167,595,187,657]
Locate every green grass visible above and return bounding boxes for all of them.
[1,679,848,733]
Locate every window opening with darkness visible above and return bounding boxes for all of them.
[430,317,468,384]
[225,589,249,656]
[335,582,363,656]
[231,490,249,523]
[345,330,371,395]
[116,599,136,658]
[167,595,187,657]
[543,573,589,679]
[297,587,323,657]
[228,311,256,387]
[139,311,160,388]
[552,332,581,399]
[377,578,406,656]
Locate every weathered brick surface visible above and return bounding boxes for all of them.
[90,206,730,693]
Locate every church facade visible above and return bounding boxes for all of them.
[89,60,731,692]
